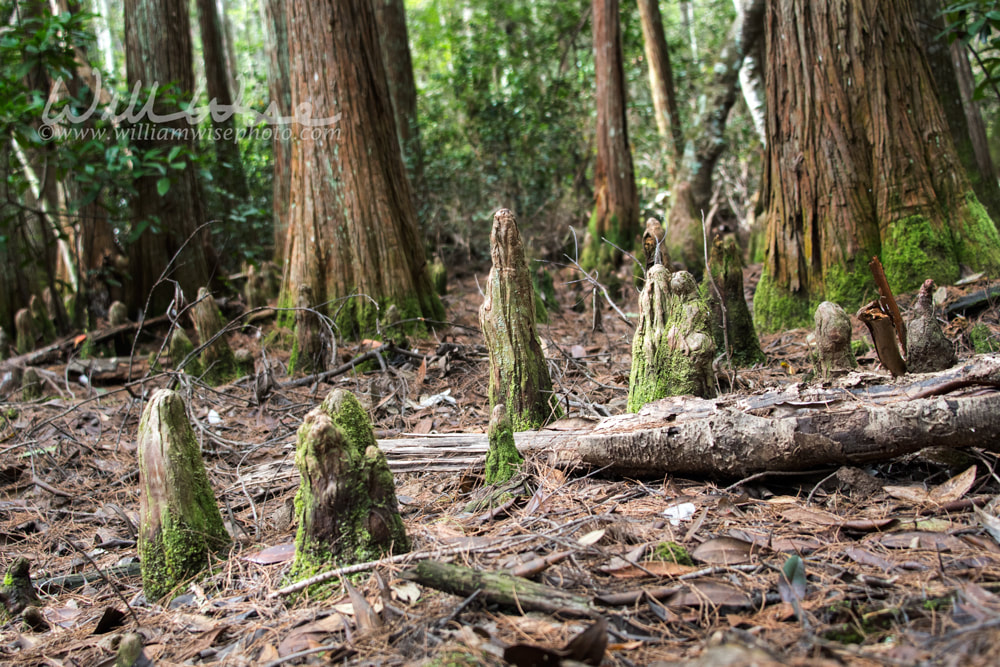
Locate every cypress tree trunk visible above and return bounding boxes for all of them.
[582,0,639,274]
[261,0,291,264]
[754,0,1000,332]
[282,0,442,337]
[124,0,216,315]
[636,0,683,165]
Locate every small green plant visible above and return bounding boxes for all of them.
[651,541,694,566]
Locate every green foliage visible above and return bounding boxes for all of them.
[939,1,1000,103]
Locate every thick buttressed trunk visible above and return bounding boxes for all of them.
[754,0,1000,332]
[582,0,639,274]
[195,0,248,200]
[373,0,423,197]
[262,0,291,264]
[913,0,1000,223]
[480,209,558,431]
[636,0,683,166]
[125,0,215,316]
[282,0,442,338]
[666,0,764,278]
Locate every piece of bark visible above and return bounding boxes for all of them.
[868,256,906,352]
[291,284,328,375]
[857,300,907,377]
[907,279,957,373]
[14,308,36,355]
[484,404,523,484]
[291,389,409,582]
[0,557,40,618]
[705,236,764,367]
[137,389,230,600]
[479,208,557,430]
[642,217,669,271]
[401,560,596,618]
[628,266,716,412]
[814,301,857,377]
[191,287,243,384]
[21,368,42,401]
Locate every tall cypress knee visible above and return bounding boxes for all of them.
[137,389,230,600]
[479,209,558,431]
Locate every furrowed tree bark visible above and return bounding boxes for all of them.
[290,284,328,375]
[479,209,558,431]
[291,389,409,582]
[582,0,639,274]
[282,0,442,337]
[137,389,230,600]
[124,0,216,315]
[636,0,683,165]
[754,0,1000,332]
[195,0,249,200]
[373,0,423,197]
[628,266,716,412]
[261,0,291,264]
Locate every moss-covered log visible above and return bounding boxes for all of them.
[479,209,558,431]
[628,266,716,412]
[290,284,328,375]
[191,287,246,384]
[14,308,36,356]
[907,279,957,373]
[484,404,523,485]
[814,301,857,378]
[291,389,409,582]
[137,389,230,600]
[705,236,764,367]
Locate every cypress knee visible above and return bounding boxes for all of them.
[291,284,328,375]
[291,389,409,581]
[191,287,245,384]
[814,301,858,377]
[907,279,956,373]
[705,236,764,366]
[14,308,36,355]
[479,209,558,430]
[628,266,716,412]
[137,389,230,600]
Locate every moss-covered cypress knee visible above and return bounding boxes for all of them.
[291,389,409,581]
[628,266,716,412]
[479,209,559,431]
[137,389,230,601]
[705,236,765,367]
[484,404,523,485]
[429,254,448,296]
[907,279,956,373]
[191,287,247,384]
[814,302,858,378]
[14,308,36,356]
[0,557,40,620]
[21,368,42,401]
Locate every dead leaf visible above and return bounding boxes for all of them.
[780,507,843,526]
[390,581,421,604]
[242,542,295,564]
[563,616,607,665]
[691,537,757,565]
[665,580,751,609]
[884,485,934,504]
[578,529,605,546]
[600,560,697,578]
[277,614,344,656]
[345,579,381,631]
[844,546,896,571]
[974,505,1000,545]
[931,465,977,503]
[873,531,968,551]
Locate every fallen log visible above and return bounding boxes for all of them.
[375,355,1000,478]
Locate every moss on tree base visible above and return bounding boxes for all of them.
[484,405,523,485]
[137,389,230,601]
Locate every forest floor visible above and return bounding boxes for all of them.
[4,258,1000,666]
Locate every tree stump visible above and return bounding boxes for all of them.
[705,236,764,366]
[628,265,716,412]
[290,284,328,375]
[291,389,409,581]
[30,294,56,345]
[21,368,42,401]
[479,209,558,431]
[137,389,230,600]
[14,308,36,355]
[191,287,244,384]
[814,301,857,377]
[907,279,957,373]
[484,404,523,485]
